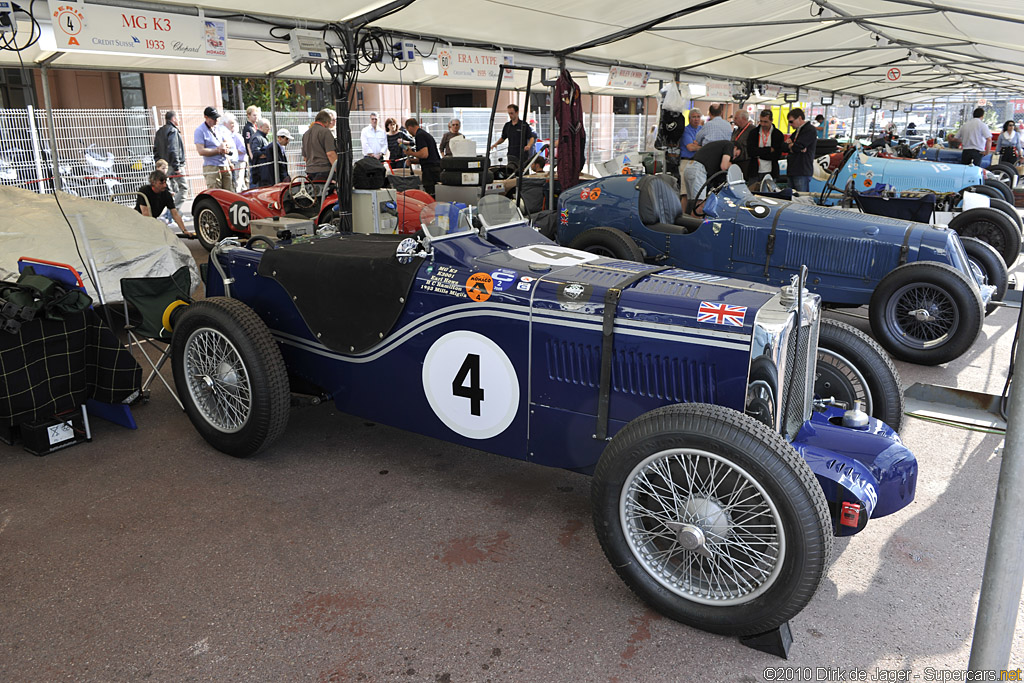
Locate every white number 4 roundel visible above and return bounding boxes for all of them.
[422,331,520,440]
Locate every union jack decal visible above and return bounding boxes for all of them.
[697,301,747,327]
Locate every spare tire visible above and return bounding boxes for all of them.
[441,155,487,171]
[440,169,493,186]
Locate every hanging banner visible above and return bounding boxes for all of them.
[607,66,650,89]
[805,89,822,104]
[46,1,227,59]
[704,80,732,100]
[435,47,514,81]
[762,85,781,99]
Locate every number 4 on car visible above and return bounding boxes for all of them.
[166,197,917,637]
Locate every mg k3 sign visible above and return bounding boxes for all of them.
[47,1,227,60]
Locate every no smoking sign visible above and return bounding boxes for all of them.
[886,68,901,81]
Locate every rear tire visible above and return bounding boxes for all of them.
[869,261,983,366]
[948,207,1020,268]
[568,227,644,261]
[591,403,832,636]
[962,184,1002,202]
[960,236,1008,316]
[984,178,1014,204]
[194,201,230,252]
[816,319,905,431]
[171,297,290,457]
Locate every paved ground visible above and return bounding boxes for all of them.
[1,237,1023,682]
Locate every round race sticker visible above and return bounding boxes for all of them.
[422,331,520,440]
[466,272,494,302]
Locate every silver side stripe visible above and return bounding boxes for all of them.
[272,304,752,363]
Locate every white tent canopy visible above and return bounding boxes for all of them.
[2,0,1022,103]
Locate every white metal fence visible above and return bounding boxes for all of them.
[0,107,655,208]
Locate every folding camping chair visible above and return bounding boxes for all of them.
[119,266,192,410]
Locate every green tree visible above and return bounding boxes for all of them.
[222,77,311,112]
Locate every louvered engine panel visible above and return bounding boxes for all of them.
[545,340,717,404]
[783,232,877,276]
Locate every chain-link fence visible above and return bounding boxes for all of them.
[0,106,655,208]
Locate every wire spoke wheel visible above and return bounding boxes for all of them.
[815,348,872,414]
[183,327,252,433]
[620,448,785,605]
[197,208,222,245]
[887,282,959,349]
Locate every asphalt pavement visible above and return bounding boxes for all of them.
[1,237,1022,682]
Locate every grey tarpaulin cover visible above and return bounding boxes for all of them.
[0,186,199,303]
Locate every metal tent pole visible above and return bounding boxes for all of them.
[270,76,279,184]
[39,64,62,192]
[969,334,1024,670]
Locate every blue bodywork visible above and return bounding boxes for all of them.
[918,146,992,168]
[556,173,987,308]
[206,219,916,536]
[801,150,986,205]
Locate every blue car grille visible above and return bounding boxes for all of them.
[785,233,877,276]
[545,340,717,403]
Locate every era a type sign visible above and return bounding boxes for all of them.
[435,47,514,81]
[47,1,227,60]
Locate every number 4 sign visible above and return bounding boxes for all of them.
[422,330,520,439]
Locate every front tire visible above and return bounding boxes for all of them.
[816,319,905,431]
[568,227,644,261]
[194,201,230,252]
[171,297,290,457]
[960,236,1008,316]
[591,403,832,636]
[869,262,983,366]
[988,163,1017,187]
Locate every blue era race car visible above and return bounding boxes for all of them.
[556,167,1002,366]
[165,197,916,638]
[802,146,1013,206]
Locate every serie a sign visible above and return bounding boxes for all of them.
[47,1,227,60]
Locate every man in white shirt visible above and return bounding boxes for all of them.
[360,113,388,159]
[954,107,991,167]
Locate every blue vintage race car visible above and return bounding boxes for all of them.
[166,198,916,638]
[556,167,1000,366]
[801,146,1012,206]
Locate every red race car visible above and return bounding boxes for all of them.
[191,176,432,250]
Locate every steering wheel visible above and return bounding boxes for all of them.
[286,174,315,209]
[687,169,728,216]
[817,147,856,206]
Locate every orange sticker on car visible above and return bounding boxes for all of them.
[589,188,602,200]
[466,272,494,302]
[626,176,637,182]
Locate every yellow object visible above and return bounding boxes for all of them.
[161,299,189,333]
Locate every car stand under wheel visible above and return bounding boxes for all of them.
[591,403,832,636]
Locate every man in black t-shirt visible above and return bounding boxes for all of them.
[405,118,442,196]
[135,170,192,237]
[491,104,536,169]
[683,139,741,210]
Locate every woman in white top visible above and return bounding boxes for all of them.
[996,120,1023,164]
